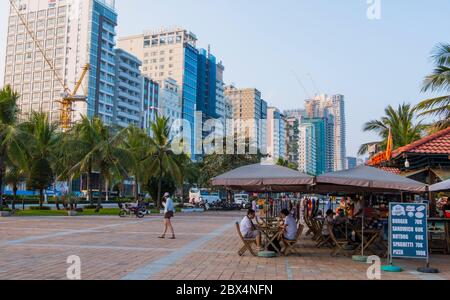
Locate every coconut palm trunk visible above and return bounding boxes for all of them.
[96,175,102,212]
[39,189,44,209]
[157,160,163,210]
[12,184,17,210]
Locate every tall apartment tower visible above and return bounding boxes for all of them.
[298,123,317,175]
[157,78,181,140]
[113,49,142,128]
[224,85,267,154]
[141,76,159,134]
[284,109,307,168]
[267,107,286,161]
[300,118,328,175]
[329,95,347,171]
[4,0,118,125]
[118,28,198,156]
[215,62,226,124]
[304,94,346,171]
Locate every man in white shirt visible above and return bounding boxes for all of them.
[240,209,262,250]
[280,209,297,241]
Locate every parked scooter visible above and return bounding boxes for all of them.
[119,202,146,218]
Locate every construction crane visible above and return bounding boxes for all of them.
[9,0,89,131]
[57,64,90,131]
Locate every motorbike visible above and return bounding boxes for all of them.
[119,202,147,218]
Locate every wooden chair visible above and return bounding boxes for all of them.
[236,222,257,257]
[329,225,352,257]
[282,224,305,256]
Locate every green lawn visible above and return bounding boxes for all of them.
[15,208,121,217]
[13,207,183,217]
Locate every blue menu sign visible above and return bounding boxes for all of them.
[389,203,428,260]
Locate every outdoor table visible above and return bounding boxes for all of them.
[353,229,382,256]
[257,224,282,255]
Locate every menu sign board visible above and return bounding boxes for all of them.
[389,203,428,260]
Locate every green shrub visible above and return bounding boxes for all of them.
[83,204,102,210]
[29,206,52,211]
[0,208,12,212]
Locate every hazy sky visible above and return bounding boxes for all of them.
[1,0,449,157]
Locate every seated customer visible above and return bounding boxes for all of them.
[322,209,336,238]
[280,209,298,241]
[334,209,347,225]
[314,210,324,221]
[240,209,263,251]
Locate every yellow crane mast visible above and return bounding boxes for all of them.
[9,0,89,131]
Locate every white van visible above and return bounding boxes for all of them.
[234,194,249,207]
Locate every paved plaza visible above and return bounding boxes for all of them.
[0,212,449,280]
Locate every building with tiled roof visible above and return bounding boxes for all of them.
[372,127,450,184]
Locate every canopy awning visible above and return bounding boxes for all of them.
[315,166,427,193]
[210,163,314,192]
[430,179,450,192]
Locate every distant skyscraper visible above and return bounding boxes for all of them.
[305,94,347,171]
[4,0,118,125]
[158,78,181,138]
[225,86,267,153]
[284,109,307,120]
[330,95,347,171]
[141,76,159,134]
[300,118,329,175]
[267,107,286,161]
[285,116,300,167]
[298,123,317,175]
[215,62,226,123]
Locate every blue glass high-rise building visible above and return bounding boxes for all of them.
[300,118,328,175]
[86,0,118,125]
[196,48,218,121]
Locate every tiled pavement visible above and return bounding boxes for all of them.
[0,212,449,280]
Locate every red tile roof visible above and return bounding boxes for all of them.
[393,127,450,157]
[378,167,402,175]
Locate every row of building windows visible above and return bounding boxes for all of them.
[143,49,175,57]
[9,6,67,26]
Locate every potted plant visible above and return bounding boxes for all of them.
[66,193,79,216]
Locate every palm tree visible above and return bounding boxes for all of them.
[144,116,182,209]
[0,86,27,207]
[4,165,25,210]
[67,116,104,204]
[358,103,426,155]
[416,43,450,132]
[22,112,60,208]
[121,126,152,200]
[69,117,132,211]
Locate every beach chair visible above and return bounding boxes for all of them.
[236,222,257,257]
[282,224,305,256]
[329,225,352,257]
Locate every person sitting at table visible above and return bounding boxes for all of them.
[240,209,263,251]
[353,197,366,218]
[322,209,336,243]
[268,209,296,252]
[279,209,298,241]
[334,209,347,225]
[314,210,324,221]
[333,209,348,239]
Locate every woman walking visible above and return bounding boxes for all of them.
[159,192,176,239]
